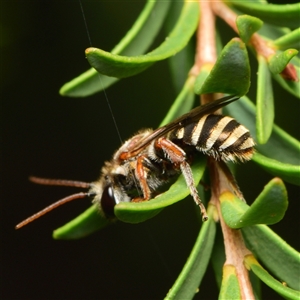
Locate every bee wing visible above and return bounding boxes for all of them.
[128,95,239,157]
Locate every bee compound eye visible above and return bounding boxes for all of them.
[100,185,116,217]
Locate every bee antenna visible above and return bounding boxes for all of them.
[15,192,93,229]
[29,176,91,188]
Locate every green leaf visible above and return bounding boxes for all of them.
[165,205,216,300]
[53,205,110,240]
[236,15,263,44]
[194,38,250,96]
[211,228,262,299]
[220,178,288,228]
[224,96,300,185]
[165,2,194,94]
[159,76,195,127]
[249,272,262,300]
[231,2,300,29]
[244,255,300,299]
[218,265,241,300]
[273,28,300,50]
[168,40,194,95]
[114,156,206,223]
[59,0,171,97]
[256,55,274,144]
[253,153,300,186]
[85,1,199,78]
[272,56,300,98]
[60,69,117,98]
[193,63,213,94]
[257,22,290,41]
[243,226,300,290]
[269,49,299,74]
[211,228,226,289]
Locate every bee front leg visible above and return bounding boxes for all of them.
[155,138,208,221]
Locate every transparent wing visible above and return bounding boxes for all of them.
[126,95,239,158]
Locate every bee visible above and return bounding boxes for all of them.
[16,95,255,229]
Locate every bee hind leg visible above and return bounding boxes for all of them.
[155,138,208,221]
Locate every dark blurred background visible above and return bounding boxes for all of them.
[2,1,299,299]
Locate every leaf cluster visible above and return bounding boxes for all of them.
[51,1,299,299]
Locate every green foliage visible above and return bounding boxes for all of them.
[54,1,299,299]
[236,15,263,44]
[194,38,251,96]
[243,226,300,290]
[224,96,300,185]
[257,55,275,143]
[230,2,300,29]
[165,205,217,300]
[52,205,110,240]
[85,1,199,78]
[219,265,241,300]
[220,178,288,228]
[59,0,171,96]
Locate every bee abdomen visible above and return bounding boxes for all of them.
[177,114,255,162]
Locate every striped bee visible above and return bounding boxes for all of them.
[16,95,254,228]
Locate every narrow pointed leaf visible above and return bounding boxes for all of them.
[60,0,171,97]
[242,226,300,290]
[269,49,299,74]
[114,157,206,223]
[193,63,213,94]
[166,2,194,94]
[220,178,288,228]
[168,40,194,94]
[244,255,300,299]
[53,205,110,239]
[253,153,300,186]
[218,265,241,300]
[231,2,300,29]
[256,55,274,144]
[165,205,216,300]
[60,69,117,98]
[236,15,263,44]
[160,76,195,127]
[256,22,290,41]
[86,1,199,78]
[273,28,300,50]
[272,56,300,98]
[194,38,250,96]
[211,228,226,289]
[223,96,300,185]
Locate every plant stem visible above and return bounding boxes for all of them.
[210,0,274,58]
[190,0,217,105]
[197,0,217,71]
[209,159,255,300]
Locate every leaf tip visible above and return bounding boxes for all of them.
[85,47,96,55]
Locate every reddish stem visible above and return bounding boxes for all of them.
[191,1,217,75]
[189,1,218,105]
[211,0,276,59]
[209,159,255,300]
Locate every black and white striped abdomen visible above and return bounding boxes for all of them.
[175,114,255,162]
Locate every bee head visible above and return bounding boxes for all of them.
[91,163,131,218]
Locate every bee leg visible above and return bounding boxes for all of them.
[134,154,152,201]
[131,197,147,203]
[155,138,208,221]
